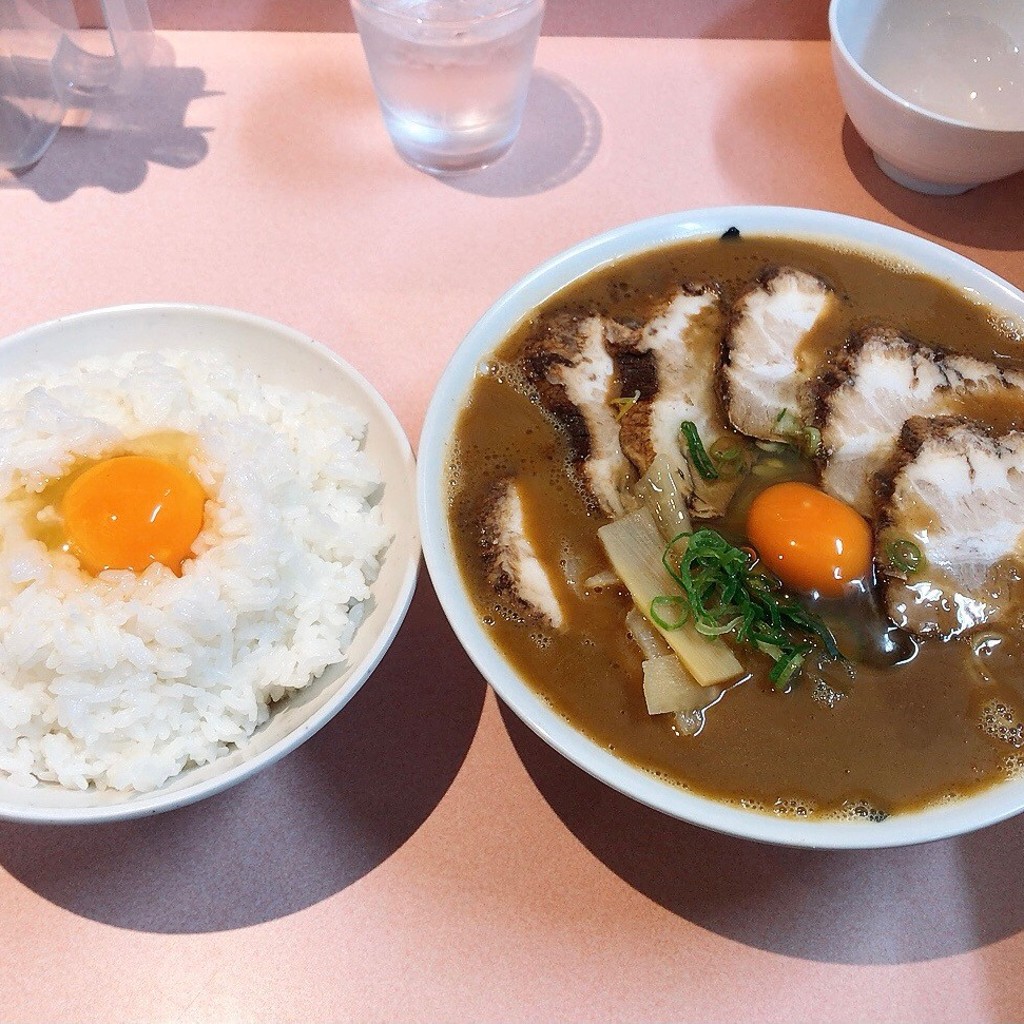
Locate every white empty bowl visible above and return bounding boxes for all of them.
[0,304,420,824]
[830,0,1024,194]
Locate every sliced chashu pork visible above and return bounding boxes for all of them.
[816,329,1024,516]
[721,267,835,442]
[480,478,565,630]
[522,313,639,518]
[874,417,1024,639]
[618,284,743,517]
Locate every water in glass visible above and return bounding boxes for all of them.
[353,0,544,173]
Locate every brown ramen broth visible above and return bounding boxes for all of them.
[447,233,1024,819]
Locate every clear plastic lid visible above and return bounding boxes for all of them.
[0,0,153,170]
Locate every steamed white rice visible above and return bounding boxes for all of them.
[0,349,389,792]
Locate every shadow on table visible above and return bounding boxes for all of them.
[0,572,486,934]
[500,702,1024,966]
[439,70,601,198]
[1,36,216,203]
[712,55,1024,255]
[840,119,1024,251]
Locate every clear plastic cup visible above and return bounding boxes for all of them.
[0,0,153,171]
[351,0,545,175]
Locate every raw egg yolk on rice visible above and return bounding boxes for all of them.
[61,455,206,576]
[745,480,872,598]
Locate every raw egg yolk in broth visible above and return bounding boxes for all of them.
[746,481,872,597]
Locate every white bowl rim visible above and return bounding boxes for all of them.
[0,301,421,825]
[418,205,1024,850]
[828,0,1024,135]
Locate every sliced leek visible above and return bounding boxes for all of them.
[643,655,724,715]
[583,569,621,591]
[626,606,671,661]
[635,452,692,542]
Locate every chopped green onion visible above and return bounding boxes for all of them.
[886,538,923,574]
[650,595,690,631]
[802,426,822,457]
[773,409,822,457]
[774,408,801,433]
[769,648,809,690]
[658,528,844,690]
[708,435,751,481]
[680,421,719,480]
[611,390,641,421]
[695,615,744,637]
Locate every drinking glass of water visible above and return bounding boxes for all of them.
[351,0,545,175]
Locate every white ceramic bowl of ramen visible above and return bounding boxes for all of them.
[0,304,420,824]
[829,0,1024,195]
[419,206,1024,849]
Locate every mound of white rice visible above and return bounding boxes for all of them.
[0,349,389,792]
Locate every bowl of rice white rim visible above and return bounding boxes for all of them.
[0,303,419,824]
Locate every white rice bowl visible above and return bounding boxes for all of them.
[0,348,390,794]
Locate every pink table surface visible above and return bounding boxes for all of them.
[2,31,1024,1024]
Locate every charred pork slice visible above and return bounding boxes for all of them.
[721,267,834,442]
[618,284,739,517]
[523,313,639,518]
[817,329,1024,516]
[875,417,1024,639]
[480,478,565,630]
